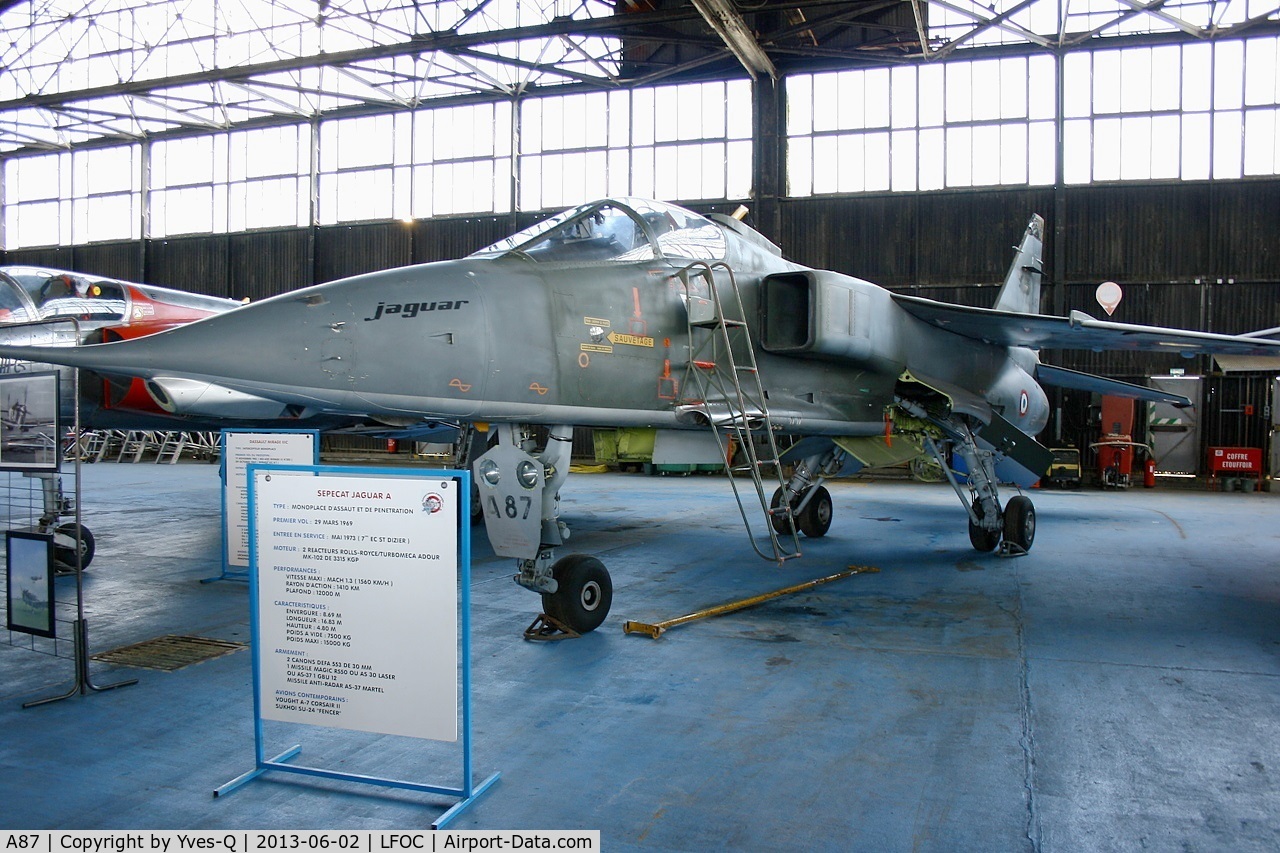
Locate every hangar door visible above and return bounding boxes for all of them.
[1147,375,1201,475]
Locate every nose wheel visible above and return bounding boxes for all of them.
[541,554,613,635]
[52,522,95,571]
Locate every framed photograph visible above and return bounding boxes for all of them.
[0,371,60,472]
[7,531,55,638]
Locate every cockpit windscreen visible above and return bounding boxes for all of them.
[471,198,726,263]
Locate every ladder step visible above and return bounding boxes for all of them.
[730,461,781,472]
[682,258,799,564]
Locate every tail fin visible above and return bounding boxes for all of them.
[993,214,1044,315]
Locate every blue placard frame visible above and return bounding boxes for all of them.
[214,463,498,829]
[206,429,321,584]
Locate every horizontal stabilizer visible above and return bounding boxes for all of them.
[1036,365,1192,408]
[893,294,1280,357]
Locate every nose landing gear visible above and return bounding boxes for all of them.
[474,424,614,637]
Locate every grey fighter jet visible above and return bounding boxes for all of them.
[1,198,1277,634]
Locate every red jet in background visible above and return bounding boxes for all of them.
[0,265,246,428]
[0,265,240,337]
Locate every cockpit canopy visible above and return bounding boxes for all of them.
[0,266,240,330]
[0,266,129,323]
[471,198,727,264]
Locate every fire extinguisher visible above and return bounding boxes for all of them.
[1143,454,1156,488]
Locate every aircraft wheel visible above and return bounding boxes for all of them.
[542,554,612,634]
[1003,495,1035,552]
[967,500,1001,552]
[469,480,483,525]
[769,488,796,534]
[797,486,833,538]
[53,522,95,570]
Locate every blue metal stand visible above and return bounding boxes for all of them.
[216,746,500,829]
[216,465,498,828]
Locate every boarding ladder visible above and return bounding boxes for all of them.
[676,261,801,564]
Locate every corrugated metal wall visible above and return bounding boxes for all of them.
[147,235,231,297]
[227,229,311,301]
[779,188,1056,288]
[412,215,517,264]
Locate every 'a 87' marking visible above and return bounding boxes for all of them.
[489,494,532,519]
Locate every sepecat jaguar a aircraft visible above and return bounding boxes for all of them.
[1,198,1278,634]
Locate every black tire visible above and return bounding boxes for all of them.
[797,485,833,538]
[1003,495,1035,552]
[53,522,95,570]
[470,480,483,525]
[967,500,1001,552]
[542,554,612,634]
[769,487,796,535]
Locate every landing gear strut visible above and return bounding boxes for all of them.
[770,446,844,538]
[30,473,95,572]
[925,429,1036,558]
[473,424,613,635]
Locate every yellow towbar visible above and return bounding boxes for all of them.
[622,565,880,639]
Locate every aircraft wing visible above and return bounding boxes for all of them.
[892,293,1280,357]
[1035,364,1193,407]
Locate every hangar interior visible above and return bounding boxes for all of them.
[4,0,1280,474]
[2,0,1280,845]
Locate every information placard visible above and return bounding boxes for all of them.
[252,470,459,741]
[223,431,318,569]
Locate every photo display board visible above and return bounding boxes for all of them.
[251,468,460,742]
[6,531,55,638]
[0,372,60,472]
[223,431,318,569]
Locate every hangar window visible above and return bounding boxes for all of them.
[411,102,514,219]
[316,104,514,224]
[2,146,141,248]
[153,135,226,237]
[2,153,65,249]
[519,81,753,211]
[229,125,310,232]
[1062,36,1280,183]
[318,114,406,224]
[787,57,1055,195]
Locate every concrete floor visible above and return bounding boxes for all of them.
[2,462,1279,850]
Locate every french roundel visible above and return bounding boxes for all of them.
[1018,390,1029,417]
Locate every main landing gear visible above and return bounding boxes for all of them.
[926,429,1036,557]
[473,424,613,636]
[769,446,845,539]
